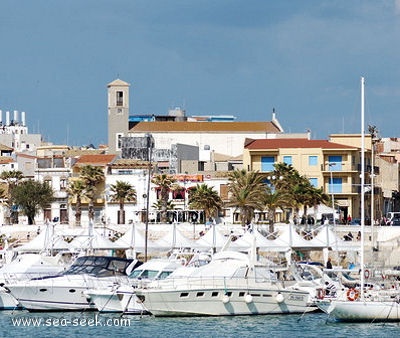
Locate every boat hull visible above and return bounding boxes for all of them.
[137,287,316,317]
[317,299,400,322]
[7,284,97,311]
[86,287,148,314]
[0,288,20,310]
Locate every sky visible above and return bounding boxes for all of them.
[1,1,400,146]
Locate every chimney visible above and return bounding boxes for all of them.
[21,111,26,126]
[0,110,2,124]
[6,111,10,126]
[14,110,18,124]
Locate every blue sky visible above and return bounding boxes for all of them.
[1,1,400,146]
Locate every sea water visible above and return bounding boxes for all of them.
[1,311,400,338]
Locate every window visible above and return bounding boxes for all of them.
[60,178,67,190]
[309,156,318,166]
[283,156,292,165]
[329,177,342,193]
[328,156,343,170]
[116,91,123,106]
[261,156,274,172]
[309,178,318,187]
[116,133,123,150]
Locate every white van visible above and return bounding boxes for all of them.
[387,212,400,221]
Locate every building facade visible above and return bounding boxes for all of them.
[243,138,366,222]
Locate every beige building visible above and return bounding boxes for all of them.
[243,138,368,222]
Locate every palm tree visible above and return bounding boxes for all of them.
[264,189,291,235]
[226,169,267,227]
[109,180,137,224]
[67,178,86,226]
[271,162,329,222]
[151,174,176,223]
[79,165,105,222]
[188,183,222,223]
[300,184,329,218]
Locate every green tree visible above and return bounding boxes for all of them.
[109,180,137,224]
[226,169,267,227]
[67,178,86,226]
[79,165,105,222]
[188,183,222,222]
[263,189,291,235]
[151,174,176,223]
[0,170,24,224]
[271,162,329,221]
[11,180,54,225]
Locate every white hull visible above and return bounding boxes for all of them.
[0,288,20,310]
[318,299,400,322]
[7,283,97,311]
[138,287,315,316]
[86,287,147,314]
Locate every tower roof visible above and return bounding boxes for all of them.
[107,79,130,87]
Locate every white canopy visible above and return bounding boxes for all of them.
[234,229,290,252]
[69,229,126,250]
[154,224,198,249]
[114,224,161,252]
[195,225,240,251]
[277,225,319,249]
[16,225,71,252]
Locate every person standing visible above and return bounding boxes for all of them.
[326,257,333,269]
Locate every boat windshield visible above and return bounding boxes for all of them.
[63,256,133,277]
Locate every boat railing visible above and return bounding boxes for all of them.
[144,275,282,290]
[3,272,63,284]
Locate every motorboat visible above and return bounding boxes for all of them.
[0,252,73,310]
[135,248,315,316]
[6,255,140,311]
[86,258,182,313]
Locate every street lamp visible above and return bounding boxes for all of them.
[368,125,380,249]
[144,134,154,262]
[327,162,336,226]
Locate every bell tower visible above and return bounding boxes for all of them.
[107,79,130,154]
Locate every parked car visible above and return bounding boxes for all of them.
[389,217,400,226]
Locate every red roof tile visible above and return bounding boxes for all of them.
[245,139,359,150]
[74,154,116,166]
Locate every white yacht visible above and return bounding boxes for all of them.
[0,252,73,309]
[6,255,139,311]
[135,249,315,316]
[86,259,182,313]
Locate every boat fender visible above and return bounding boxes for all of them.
[364,269,370,279]
[276,293,284,303]
[222,294,230,304]
[316,288,326,300]
[245,294,253,304]
[346,288,359,301]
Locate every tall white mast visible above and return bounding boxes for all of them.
[360,76,366,301]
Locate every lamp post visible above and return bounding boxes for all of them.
[327,162,336,226]
[368,125,380,249]
[144,134,154,262]
[266,174,283,228]
[183,172,189,219]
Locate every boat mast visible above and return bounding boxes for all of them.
[360,76,366,301]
